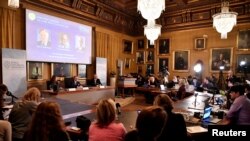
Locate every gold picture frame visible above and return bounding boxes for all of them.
[173,50,190,72]
[124,58,131,69]
[237,29,250,50]
[136,51,145,64]
[158,38,170,54]
[27,62,43,81]
[123,40,133,54]
[194,37,206,50]
[210,48,233,72]
[51,63,72,77]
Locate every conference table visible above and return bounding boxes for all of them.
[42,86,115,105]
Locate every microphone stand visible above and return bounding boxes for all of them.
[194,93,198,107]
[7,91,18,105]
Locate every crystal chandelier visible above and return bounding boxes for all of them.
[138,0,165,45]
[137,0,165,21]
[8,0,19,8]
[212,1,237,39]
[144,24,161,45]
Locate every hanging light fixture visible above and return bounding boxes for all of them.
[138,0,165,45]
[212,0,237,39]
[8,0,19,8]
[144,24,161,45]
[137,0,165,21]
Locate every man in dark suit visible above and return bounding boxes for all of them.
[70,76,81,88]
[91,74,102,86]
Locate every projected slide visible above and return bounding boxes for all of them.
[26,9,92,64]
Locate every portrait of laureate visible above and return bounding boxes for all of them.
[123,40,133,54]
[147,51,154,62]
[159,58,169,73]
[28,62,43,80]
[195,38,206,49]
[147,40,154,48]
[137,51,144,64]
[236,54,250,73]
[125,58,131,69]
[159,39,170,54]
[138,39,145,49]
[53,63,71,77]
[146,64,154,75]
[78,64,86,78]
[37,28,51,47]
[174,51,189,71]
[59,33,70,49]
[75,36,86,51]
[211,48,232,71]
[237,30,250,50]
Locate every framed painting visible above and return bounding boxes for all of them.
[173,50,190,72]
[124,58,131,69]
[146,50,154,62]
[195,37,206,50]
[158,58,169,73]
[52,63,72,77]
[146,64,154,75]
[237,29,250,50]
[210,48,233,72]
[136,51,145,64]
[147,40,154,49]
[236,54,250,73]
[27,62,43,81]
[78,64,86,79]
[123,40,133,54]
[137,39,145,50]
[159,38,170,54]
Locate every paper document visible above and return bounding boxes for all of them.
[187,126,208,133]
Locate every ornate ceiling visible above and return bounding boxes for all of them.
[22,0,250,36]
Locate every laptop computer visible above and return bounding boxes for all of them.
[202,106,221,124]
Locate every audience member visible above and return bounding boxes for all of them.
[48,75,59,91]
[201,77,214,90]
[0,84,8,120]
[221,85,250,125]
[90,74,102,86]
[23,101,70,141]
[136,74,145,87]
[225,70,237,89]
[88,99,126,141]
[147,75,158,87]
[124,106,167,141]
[0,120,12,141]
[9,87,41,141]
[153,94,189,141]
[70,76,81,88]
[175,79,186,100]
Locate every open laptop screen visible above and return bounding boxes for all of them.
[160,85,165,91]
[202,107,212,120]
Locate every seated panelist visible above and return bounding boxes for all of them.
[90,74,102,86]
[70,76,81,88]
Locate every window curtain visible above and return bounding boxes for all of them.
[0,8,15,48]
[96,31,121,75]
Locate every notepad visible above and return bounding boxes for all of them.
[187,126,208,133]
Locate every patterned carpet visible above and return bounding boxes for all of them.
[115,96,136,107]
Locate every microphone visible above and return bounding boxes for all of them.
[6,91,18,99]
[116,103,121,115]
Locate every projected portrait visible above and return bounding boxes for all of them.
[59,33,70,49]
[75,35,86,51]
[37,28,51,47]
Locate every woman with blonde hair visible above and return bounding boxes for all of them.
[88,99,126,141]
[153,94,189,141]
[24,101,70,141]
[9,87,41,141]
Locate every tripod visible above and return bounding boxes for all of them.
[217,70,226,90]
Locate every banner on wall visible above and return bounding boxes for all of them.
[96,57,107,86]
[2,48,27,98]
